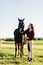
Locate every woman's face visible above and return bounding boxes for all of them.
[28,24,31,29]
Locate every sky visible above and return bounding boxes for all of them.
[0,0,43,38]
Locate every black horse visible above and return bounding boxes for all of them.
[14,18,25,58]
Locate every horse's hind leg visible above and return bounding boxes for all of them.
[22,35,24,55]
[15,43,17,57]
[22,43,24,55]
[20,43,23,58]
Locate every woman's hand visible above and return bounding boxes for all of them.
[26,37,29,39]
[25,34,29,39]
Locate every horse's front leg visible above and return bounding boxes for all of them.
[15,43,17,57]
[18,43,19,55]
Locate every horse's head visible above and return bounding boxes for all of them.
[18,18,25,30]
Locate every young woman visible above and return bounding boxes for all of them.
[25,23,34,62]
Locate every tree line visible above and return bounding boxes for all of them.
[0,37,43,41]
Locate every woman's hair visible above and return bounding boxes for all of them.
[29,23,34,32]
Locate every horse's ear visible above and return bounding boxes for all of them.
[18,18,20,21]
[23,18,25,21]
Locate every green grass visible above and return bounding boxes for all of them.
[33,40,43,45]
[0,40,43,65]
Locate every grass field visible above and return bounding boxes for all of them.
[0,40,43,65]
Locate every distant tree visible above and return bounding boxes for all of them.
[34,38,37,40]
[5,38,14,41]
[37,38,41,40]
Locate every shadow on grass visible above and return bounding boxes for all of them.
[38,56,43,58]
[0,52,15,60]
[0,52,4,58]
[14,61,20,65]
